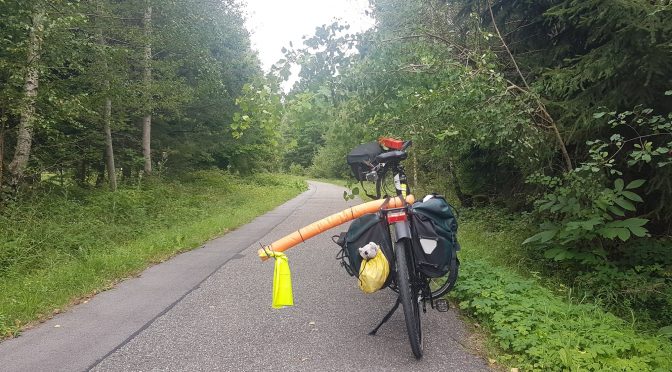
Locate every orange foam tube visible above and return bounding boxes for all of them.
[258,195,415,261]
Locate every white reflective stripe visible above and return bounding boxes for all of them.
[420,238,437,254]
[394,174,401,190]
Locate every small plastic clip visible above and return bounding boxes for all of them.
[260,242,272,258]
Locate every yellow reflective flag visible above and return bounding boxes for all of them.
[267,251,294,309]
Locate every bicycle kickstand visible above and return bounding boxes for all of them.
[368,297,401,336]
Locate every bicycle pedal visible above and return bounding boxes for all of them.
[435,299,449,312]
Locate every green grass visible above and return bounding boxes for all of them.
[452,207,672,371]
[0,171,306,338]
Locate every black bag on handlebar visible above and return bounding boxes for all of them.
[347,142,383,181]
[335,213,394,282]
[410,195,460,278]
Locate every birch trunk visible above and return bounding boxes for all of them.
[97,1,117,191]
[142,3,153,175]
[8,9,45,186]
[103,96,117,190]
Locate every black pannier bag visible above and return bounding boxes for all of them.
[410,195,460,277]
[347,142,383,181]
[335,213,394,281]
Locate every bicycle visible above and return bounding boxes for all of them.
[257,137,459,359]
[346,138,459,359]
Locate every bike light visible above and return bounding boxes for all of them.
[379,137,404,150]
[386,212,407,223]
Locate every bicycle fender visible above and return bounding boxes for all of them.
[393,221,411,242]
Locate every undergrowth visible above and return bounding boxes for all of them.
[459,207,672,331]
[0,171,306,338]
[454,207,672,370]
[451,258,672,371]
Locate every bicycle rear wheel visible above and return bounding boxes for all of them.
[428,258,458,299]
[395,238,423,359]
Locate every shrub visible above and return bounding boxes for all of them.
[451,258,672,371]
[287,163,306,176]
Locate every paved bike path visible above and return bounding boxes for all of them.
[0,181,489,371]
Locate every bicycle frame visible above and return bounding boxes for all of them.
[373,158,427,358]
[377,154,443,303]
[380,162,413,242]
[376,162,426,292]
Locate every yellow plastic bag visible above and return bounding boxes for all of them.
[358,250,390,293]
[267,251,294,309]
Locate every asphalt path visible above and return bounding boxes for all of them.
[0,181,489,371]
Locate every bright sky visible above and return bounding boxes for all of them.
[243,0,374,71]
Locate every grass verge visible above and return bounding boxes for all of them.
[0,171,306,338]
[452,209,672,371]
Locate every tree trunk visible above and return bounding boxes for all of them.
[75,156,87,186]
[96,149,106,187]
[448,160,472,207]
[104,96,117,190]
[0,119,5,188]
[142,2,153,175]
[8,9,45,186]
[97,0,117,191]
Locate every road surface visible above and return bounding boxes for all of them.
[0,181,489,371]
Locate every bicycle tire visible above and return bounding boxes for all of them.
[428,259,459,299]
[395,238,423,359]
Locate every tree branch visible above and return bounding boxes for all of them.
[487,0,573,171]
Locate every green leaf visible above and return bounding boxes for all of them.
[608,206,625,217]
[540,222,557,230]
[523,229,557,244]
[597,227,621,239]
[580,218,602,230]
[665,90,672,96]
[614,178,624,192]
[614,198,636,211]
[658,325,672,336]
[626,179,646,189]
[616,228,631,241]
[629,226,648,237]
[621,218,648,228]
[543,247,564,259]
[621,191,643,202]
[593,112,606,118]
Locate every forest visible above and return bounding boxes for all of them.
[1,0,671,369]
[0,0,273,191]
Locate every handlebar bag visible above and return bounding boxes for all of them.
[410,195,460,278]
[347,142,383,181]
[335,213,394,284]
